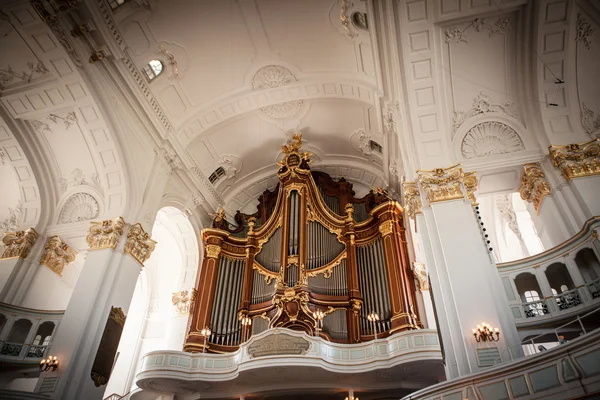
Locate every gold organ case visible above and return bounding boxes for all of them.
[184,135,421,353]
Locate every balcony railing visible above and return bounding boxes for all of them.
[587,278,600,299]
[522,299,549,318]
[554,288,582,310]
[0,341,49,360]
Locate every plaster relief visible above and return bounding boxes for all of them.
[454,92,518,133]
[252,65,303,120]
[461,121,524,159]
[58,192,100,224]
[247,332,310,358]
[444,16,511,44]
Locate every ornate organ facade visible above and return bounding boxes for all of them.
[184,135,421,353]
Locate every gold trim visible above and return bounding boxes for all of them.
[86,217,125,250]
[124,224,157,265]
[306,252,347,278]
[518,163,550,214]
[252,261,278,284]
[379,220,394,236]
[549,138,600,182]
[402,182,422,219]
[416,164,477,204]
[40,236,77,276]
[1,228,38,259]
[205,244,222,259]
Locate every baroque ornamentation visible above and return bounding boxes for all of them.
[495,194,529,257]
[40,236,77,276]
[31,112,78,135]
[155,147,182,175]
[252,65,303,119]
[454,92,519,133]
[417,164,478,205]
[58,193,100,224]
[219,155,240,180]
[576,13,595,50]
[411,262,429,291]
[172,289,197,315]
[59,168,101,193]
[378,220,394,236]
[581,103,600,137]
[0,200,23,240]
[549,139,600,181]
[402,182,422,219]
[124,224,157,265]
[247,332,310,358]
[461,121,524,159]
[0,61,49,86]
[1,228,38,259]
[157,44,180,79]
[205,244,222,259]
[86,217,126,250]
[518,163,551,213]
[445,17,512,44]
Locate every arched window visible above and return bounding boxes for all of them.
[143,60,164,82]
[524,290,540,303]
[108,0,129,10]
[33,335,42,345]
[560,284,568,293]
[42,336,51,346]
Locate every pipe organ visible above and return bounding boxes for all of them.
[185,135,421,353]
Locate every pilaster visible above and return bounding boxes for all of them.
[0,228,39,299]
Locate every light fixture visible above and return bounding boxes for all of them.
[200,327,212,353]
[367,312,379,339]
[313,310,325,336]
[472,322,500,342]
[39,355,58,372]
[345,397,359,400]
[241,316,252,342]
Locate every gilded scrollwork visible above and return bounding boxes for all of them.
[518,163,551,213]
[402,182,422,219]
[411,262,429,291]
[86,217,125,250]
[253,262,278,284]
[378,220,394,236]
[1,228,38,259]
[205,244,222,259]
[549,139,600,182]
[124,223,157,265]
[172,289,197,315]
[350,298,362,315]
[417,164,478,205]
[40,236,77,276]
[272,289,310,322]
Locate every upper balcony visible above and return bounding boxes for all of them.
[0,302,63,367]
[497,217,600,331]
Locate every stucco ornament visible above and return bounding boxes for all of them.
[1,228,38,259]
[0,201,23,240]
[402,182,422,220]
[461,121,524,159]
[58,193,100,224]
[454,92,519,133]
[576,13,595,50]
[518,163,550,213]
[417,164,478,205]
[445,17,511,44]
[40,236,77,276]
[252,65,303,119]
[124,223,157,265]
[549,139,600,182]
[172,289,197,315]
[86,217,126,250]
[411,262,429,291]
[580,103,600,138]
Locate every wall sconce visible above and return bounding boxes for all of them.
[313,310,324,336]
[200,327,212,353]
[40,355,58,372]
[367,312,380,339]
[473,322,500,342]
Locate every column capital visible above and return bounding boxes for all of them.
[412,262,430,291]
[402,181,422,219]
[518,163,551,213]
[1,228,38,259]
[549,139,600,182]
[205,244,222,259]
[40,236,77,276]
[416,164,478,206]
[172,288,197,316]
[86,217,126,250]
[124,223,157,265]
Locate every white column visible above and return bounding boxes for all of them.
[570,176,600,218]
[0,228,40,302]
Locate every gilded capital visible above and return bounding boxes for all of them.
[518,163,551,213]
[1,228,38,259]
[86,217,125,250]
[350,298,362,315]
[378,220,394,236]
[124,223,157,266]
[40,236,77,276]
[205,244,222,259]
[172,288,197,316]
[412,262,429,291]
[402,182,422,219]
[416,164,478,205]
[549,139,600,182]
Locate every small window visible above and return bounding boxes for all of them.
[369,140,382,153]
[143,60,164,82]
[33,335,42,346]
[524,290,540,303]
[209,167,226,184]
[42,336,51,346]
[560,284,568,293]
[107,0,128,9]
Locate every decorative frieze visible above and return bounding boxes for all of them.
[549,139,600,182]
[416,164,478,205]
[411,262,429,291]
[518,163,551,213]
[172,289,197,315]
[1,228,38,259]
[576,13,595,50]
[40,236,77,276]
[402,182,422,219]
[124,224,157,265]
[86,217,126,250]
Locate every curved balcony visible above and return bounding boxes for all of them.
[134,328,444,399]
[400,327,600,400]
[497,217,600,330]
[0,302,63,366]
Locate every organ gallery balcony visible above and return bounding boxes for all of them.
[496,217,600,329]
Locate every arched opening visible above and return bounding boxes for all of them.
[27,321,55,358]
[575,248,600,298]
[1,319,32,356]
[514,273,547,318]
[545,263,580,311]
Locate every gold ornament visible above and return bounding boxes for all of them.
[172,289,197,315]
[379,220,394,236]
[86,217,125,250]
[402,182,422,219]
[518,163,551,213]
[124,223,156,265]
[417,164,478,205]
[411,262,429,291]
[40,236,77,276]
[1,228,38,259]
[549,138,600,182]
[205,244,222,259]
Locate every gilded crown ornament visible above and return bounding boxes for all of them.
[86,217,126,250]
[549,139,600,182]
[40,236,77,276]
[1,228,38,259]
[416,164,478,205]
[277,134,312,175]
[518,163,551,213]
[124,224,157,265]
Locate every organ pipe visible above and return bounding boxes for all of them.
[184,134,420,353]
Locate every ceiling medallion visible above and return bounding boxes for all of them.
[252,66,303,120]
[461,121,524,159]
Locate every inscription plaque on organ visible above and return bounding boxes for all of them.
[184,134,421,353]
[247,332,310,358]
